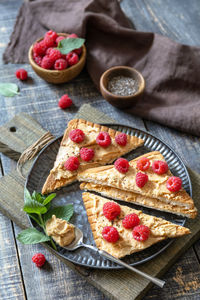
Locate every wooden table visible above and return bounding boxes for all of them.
[0,0,200,299]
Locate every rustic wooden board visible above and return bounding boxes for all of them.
[0,111,200,300]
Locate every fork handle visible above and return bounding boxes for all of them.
[99,250,165,288]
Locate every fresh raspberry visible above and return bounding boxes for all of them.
[166,176,182,192]
[33,41,47,56]
[46,47,54,56]
[45,30,58,42]
[32,253,46,268]
[114,158,129,174]
[64,156,80,171]
[33,55,42,67]
[69,129,85,143]
[122,213,140,229]
[115,133,127,146]
[58,94,73,109]
[136,172,148,188]
[15,69,28,80]
[102,226,119,243]
[103,201,121,221]
[137,157,150,171]
[80,148,94,161]
[66,52,79,66]
[56,36,65,45]
[54,58,68,70]
[73,47,82,56]
[43,36,55,48]
[67,33,78,38]
[96,132,111,147]
[132,225,150,241]
[152,160,168,175]
[41,55,54,69]
[49,48,62,62]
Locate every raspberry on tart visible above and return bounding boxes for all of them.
[114,158,129,173]
[166,176,182,192]
[80,148,95,162]
[64,156,80,171]
[96,132,111,147]
[69,129,85,143]
[136,157,150,171]
[103,201,121,221]
[136,172,148,188]
[132,225,150,241]
[152,160,168,174]
[102,226,119,243]
[122,213,140,229]
[115,133,127,146]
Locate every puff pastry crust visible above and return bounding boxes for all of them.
[42,119,144,194]
[78,151,195,209]
[82,192,190,258]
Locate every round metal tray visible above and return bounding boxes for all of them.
[26,124,191,269]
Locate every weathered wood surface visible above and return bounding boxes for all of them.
[0,0,200,299]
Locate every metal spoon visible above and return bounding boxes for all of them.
[62,226,165,288]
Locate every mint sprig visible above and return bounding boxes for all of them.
[17,189,74,250]
[57,37,85,54]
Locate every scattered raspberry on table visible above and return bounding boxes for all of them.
[32,253,46,268]
[103,201,121,221]
[15,69,28,80]
[64,156,80,171]
[114,158,129,173]
[58,94,73,109]
[102,226,119,243]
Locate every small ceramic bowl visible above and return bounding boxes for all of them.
[100,66,145,109]
[28,33,86,84]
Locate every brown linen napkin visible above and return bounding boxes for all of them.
[3,0,200,136]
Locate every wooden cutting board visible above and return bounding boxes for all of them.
[0,109,200,300]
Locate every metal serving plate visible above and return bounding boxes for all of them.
[26,124,192,269]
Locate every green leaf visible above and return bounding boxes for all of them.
[0,83,19,97]
[24,198,47,215]
[43,193,56,206]
[57,38,85,54]
[17,228,50,244]
[44,204,74,223]
[29,214,42,226]
[32,191,45,203]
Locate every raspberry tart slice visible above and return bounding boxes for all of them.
[82,193,190,259]
[42,119,144,194]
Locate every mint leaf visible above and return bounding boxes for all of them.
[32,191,45,203]
[43,193,56,206]
[44,204,74,223]
[0,83,19,97]
[24,198,47,215]
[29,214,42,226]
[17,228,50,244]
[57,38,85,54]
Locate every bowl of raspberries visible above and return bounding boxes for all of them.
[28,30,86,84]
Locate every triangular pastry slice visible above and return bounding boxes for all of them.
[80,182,197,218]
[78,151,195,209]
[42,119,144,194]
[82,192,190,259]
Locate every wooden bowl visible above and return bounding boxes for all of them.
[100,66,145,109]
[28,33,86,84]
